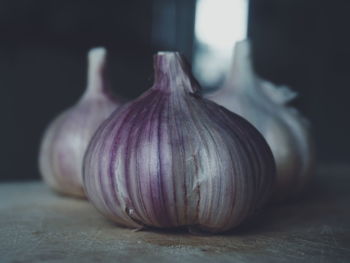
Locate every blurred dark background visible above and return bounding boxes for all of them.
[0,0,349,181]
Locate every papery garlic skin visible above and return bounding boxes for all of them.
[39,48,121,197]
[207,40,315,202]
[83,52,275,233]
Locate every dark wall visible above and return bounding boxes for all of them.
[249,0,350,163]
[0,0,195,181]
[0,0,348,181]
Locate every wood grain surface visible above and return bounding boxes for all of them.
[0,165,349,263]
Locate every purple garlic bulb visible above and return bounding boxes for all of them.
[39,47,122,197]
[83,52,275,233]
[206,40,315,202]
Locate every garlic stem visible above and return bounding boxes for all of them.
[84,47,110,99]
[154,52,199,94]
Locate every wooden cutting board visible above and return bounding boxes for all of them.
[1,165,349,263]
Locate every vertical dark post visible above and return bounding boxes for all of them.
[151,0,196,60]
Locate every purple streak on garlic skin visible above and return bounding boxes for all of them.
[39,47,122,198]
[83,52,275,233]
[206,40,315,202]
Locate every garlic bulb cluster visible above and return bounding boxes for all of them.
[207,40,315,202]
[83,52,275,233]
[39,48,122,197]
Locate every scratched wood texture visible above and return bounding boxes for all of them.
[0,165,349,263]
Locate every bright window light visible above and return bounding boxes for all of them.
[194,0,248,88]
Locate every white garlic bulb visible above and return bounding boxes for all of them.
[39,47,122,197]
[83,52,275,233]
[207,40,315,202]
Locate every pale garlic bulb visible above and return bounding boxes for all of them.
[207,40,315,202]
[39,47,122,197]
[83,52,275,233]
